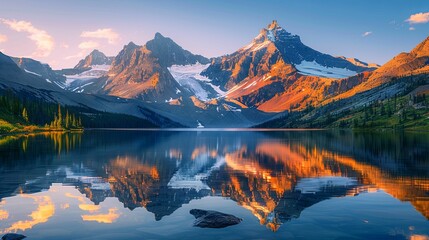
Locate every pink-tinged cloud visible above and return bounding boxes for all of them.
[0,34,7,43]
[78,41,99,49]
[65,41,99,60]
[0,19,54,57]
[81,28,119,44]
[406,12,429,24]
[362,31,372,37]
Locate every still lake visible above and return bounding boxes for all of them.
[0,130,428,239]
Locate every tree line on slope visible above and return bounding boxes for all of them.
[0,90,158,133]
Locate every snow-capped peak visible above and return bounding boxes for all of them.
[241,21,297,52]
[267,20,280,30]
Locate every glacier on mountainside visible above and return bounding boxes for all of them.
[295,60,357,79]
[168,63,226,100]
[65,64,110,86]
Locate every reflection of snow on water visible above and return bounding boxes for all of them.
[295,177,357,194]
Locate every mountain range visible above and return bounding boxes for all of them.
[0,20,428,129]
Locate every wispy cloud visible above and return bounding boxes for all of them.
[409,27,416,31]
[65,41,100,60]
[0,34,7,43]
[81,28,119,44]
[362,31,372,37]
[65,53,84,60]
[0,18,54,57]
[406,12,429,24]
[78,41,99,49]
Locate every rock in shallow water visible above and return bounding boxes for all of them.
[190,209,242,228]
[1,233,26,240]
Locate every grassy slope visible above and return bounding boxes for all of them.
[329,95,429,131]
[0,112,42,134]
[256,80,429,131]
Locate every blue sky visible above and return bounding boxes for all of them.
[0,0,428,68]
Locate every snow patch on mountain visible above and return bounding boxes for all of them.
[24,68,42,77]
[168,63,226,100]
[65,64,110,86]
[267,30,275,41]
[72,81,94,92]
[295,60,358,79]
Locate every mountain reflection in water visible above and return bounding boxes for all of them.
[0,130,428,239]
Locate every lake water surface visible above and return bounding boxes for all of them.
[0,130,428,239]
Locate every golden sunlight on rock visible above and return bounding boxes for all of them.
[81,208,120,224]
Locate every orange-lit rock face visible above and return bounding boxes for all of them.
[331,36,429,101]
[104,44,181,101]
[190,96,209,109]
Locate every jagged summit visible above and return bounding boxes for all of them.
[411,36,429,57]
[125,41,139,48]
[154,32,165,39]
[104,33,209,101]
[267,20,280,30]
[74,49,113,69]
[251,20,297,46]
[145,33,210,67]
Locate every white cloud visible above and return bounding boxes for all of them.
[0,34,7,43]
[78,41,99,49]
[362,31,372,37]
[406,12,429,24]
[65,53,85,60]
[0,18,54,57]
[65,41,99,60]
[81,28,119,44]
[409,27,416,31]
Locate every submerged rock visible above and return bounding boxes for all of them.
[1,233,26,240]
[190,209,242,228]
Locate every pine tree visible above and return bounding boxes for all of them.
[57,104,62,128]
[22,107,29,122]
[65,110,70,129]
